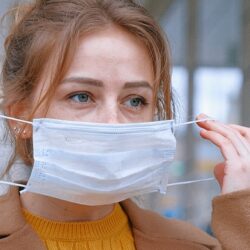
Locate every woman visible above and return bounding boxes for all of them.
[0,0,250,249]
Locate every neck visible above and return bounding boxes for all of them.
[20,192,115,222]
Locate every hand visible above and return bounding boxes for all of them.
[196,113,250,194]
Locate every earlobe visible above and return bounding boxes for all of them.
[21,128,32,139]
[13,126,32,139]
[6,101,32,139]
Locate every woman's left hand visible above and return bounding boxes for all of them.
[196,113,250,194]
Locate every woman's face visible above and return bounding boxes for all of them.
[33,26,155,124]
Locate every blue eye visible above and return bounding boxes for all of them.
[124,97,146,108]
[70,93,90,103]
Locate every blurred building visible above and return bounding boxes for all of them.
[142,0,250,232]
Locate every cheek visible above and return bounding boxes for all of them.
[146,108,155,122]
[136,107,155,122]
[45,102,72,120]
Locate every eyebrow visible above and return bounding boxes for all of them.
[61,77,153,90]
[124,81,152,90]
[61,77,103,87]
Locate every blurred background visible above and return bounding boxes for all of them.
[140,0,250,234]
[0,0,250,234]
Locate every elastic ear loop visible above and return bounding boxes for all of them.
[0,114,33,188]
[169,117,215,186]
[0,115,215,188]
[171,117,214,133]
[0,114,33,125]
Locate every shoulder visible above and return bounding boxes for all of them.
[0,187,26,235]
[0,187,45,250]
[121,199,220,249]
[212,189,250,250]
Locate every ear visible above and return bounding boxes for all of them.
[6,101,32,140]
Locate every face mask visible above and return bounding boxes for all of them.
[0,115,213,205]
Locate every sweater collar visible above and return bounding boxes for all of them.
[22,203,129,241]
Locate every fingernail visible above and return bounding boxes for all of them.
[196,113,207,120]
[200,113,209,118]
[196,113,215,122]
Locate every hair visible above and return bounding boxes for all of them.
[0,0,173,176]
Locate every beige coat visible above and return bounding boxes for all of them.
[0,187,250,250]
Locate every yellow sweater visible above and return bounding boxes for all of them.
[23,203,136,250]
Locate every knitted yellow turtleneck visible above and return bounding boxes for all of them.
[23,203,136,250]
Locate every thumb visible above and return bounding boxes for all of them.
[214,162,225,189]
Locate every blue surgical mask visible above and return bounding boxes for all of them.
[0,115,213,205]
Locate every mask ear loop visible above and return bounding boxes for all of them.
[0,114,33,125]
[169,117,215,186]
[169,118,213,136]
[173,118,213,128]
[167,177,215,187]
[0,114,34,189]
[173,118,213,130]
[0,180,26,188]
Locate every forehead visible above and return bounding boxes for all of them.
[64,26,154,86]
[31,26,156,109]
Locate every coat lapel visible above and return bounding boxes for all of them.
[0,187,45,250]
[121,199,221,250]
[0,188,220,250]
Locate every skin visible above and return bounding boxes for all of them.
[197,114,250,194]
[20,26,155,221]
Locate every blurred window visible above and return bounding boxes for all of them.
[161,0,187,66]
[194,67,243,123]
[172,66,188,123]
[197,0,242,66]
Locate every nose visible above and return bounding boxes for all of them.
[105,115,120,124]
[99,103,121,124]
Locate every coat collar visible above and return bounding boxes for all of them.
[0,187,26,236]
[0,188,220,250]
[121,199,220,249]
[0,187,45,250]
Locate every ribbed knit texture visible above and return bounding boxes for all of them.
[23,203,136,250]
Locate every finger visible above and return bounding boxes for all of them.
[228,124,250,152]
[198,120,249,156]
[196,113,214,121]
[224,124,250,153]
[229,124,250,141]
[229,127,250,152]
[214,162,225,189]
[200,129,239,161]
